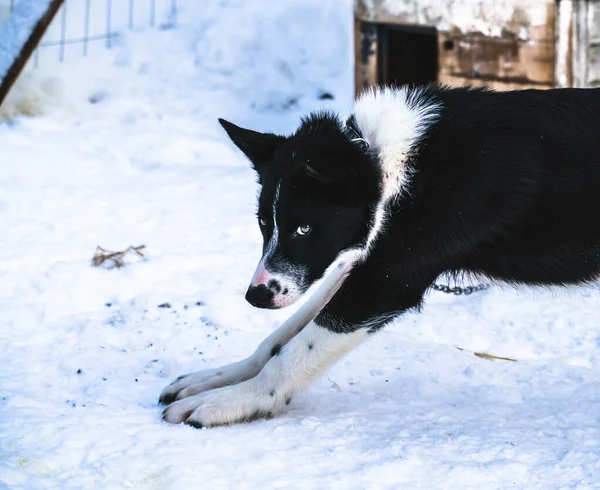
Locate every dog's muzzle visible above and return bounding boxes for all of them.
[246,261,279,309]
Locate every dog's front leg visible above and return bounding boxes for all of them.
[159,315,308,405]
[159,256,357,405]
[158,318,302,405]
[162,320,368,427]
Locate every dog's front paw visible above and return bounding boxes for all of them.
[161,378,292,427]
[159,368,228,405]
[159,356,263,405]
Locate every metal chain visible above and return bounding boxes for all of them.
[431,282,489,295]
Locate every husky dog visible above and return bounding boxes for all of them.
[160,85,600,427]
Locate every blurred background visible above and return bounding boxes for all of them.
[3,0,600,123]
[2,0,599,123]
[0,0,355,129]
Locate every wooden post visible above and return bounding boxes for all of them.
[354,20,378,96]
[0,0,64,107]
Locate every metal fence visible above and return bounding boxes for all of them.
[4,0,178,66]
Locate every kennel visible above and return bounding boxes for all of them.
[355,0,600,92]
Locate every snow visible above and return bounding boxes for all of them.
[1,0,600,489]
[0,0,54,84]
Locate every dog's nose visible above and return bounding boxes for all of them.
[245,284,275,309]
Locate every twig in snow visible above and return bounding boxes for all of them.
[92,244,146,269]
[456,346,517,362]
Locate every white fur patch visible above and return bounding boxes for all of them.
[353,86,441,201]
[351,86,441,259]
[266,182,281,260]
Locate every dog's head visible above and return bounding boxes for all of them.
[219,113,380,309]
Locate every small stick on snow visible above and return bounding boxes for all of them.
[92,245,146,269]
[456,347,517,362]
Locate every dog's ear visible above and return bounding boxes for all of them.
[302,160,356,185]
[219,118,285,171]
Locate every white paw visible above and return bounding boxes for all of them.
[161,377,293,427]
[159,358,262,405]
[159,369,226,405]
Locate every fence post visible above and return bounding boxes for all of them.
[0,0,65,108]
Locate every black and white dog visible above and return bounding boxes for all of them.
[160,85,600,427]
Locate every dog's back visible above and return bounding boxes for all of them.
[376,86,600,287]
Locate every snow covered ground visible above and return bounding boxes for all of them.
[1,1,600,489]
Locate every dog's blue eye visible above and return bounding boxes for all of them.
[259,218,267,227]
[296,225,311,236]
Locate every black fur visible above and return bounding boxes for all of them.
[221,86,600,334]
[270,343,282,357]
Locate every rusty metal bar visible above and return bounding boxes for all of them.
[0,0,65,107]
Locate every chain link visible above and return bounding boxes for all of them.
[431,282,489,295]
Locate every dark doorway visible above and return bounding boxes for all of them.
[377,25,438,86]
